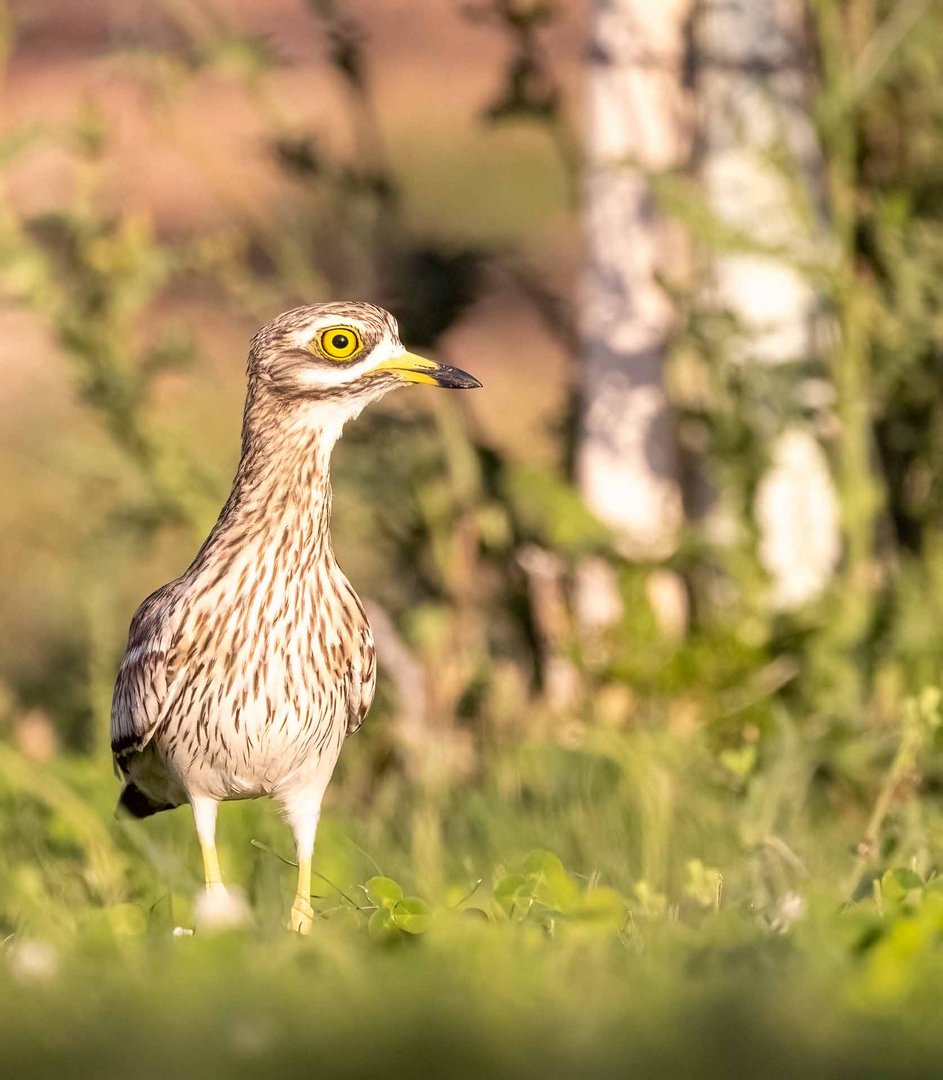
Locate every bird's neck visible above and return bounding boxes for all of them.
[194,386,358,573]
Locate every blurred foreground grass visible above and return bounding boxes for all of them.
[4,703,943,1079]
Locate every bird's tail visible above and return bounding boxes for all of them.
[116,782,174,819]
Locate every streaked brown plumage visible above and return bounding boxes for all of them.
[110,301,480,932]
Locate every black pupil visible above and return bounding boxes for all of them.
[331,333,350,351]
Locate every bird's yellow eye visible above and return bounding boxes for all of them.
[315,325,363,362]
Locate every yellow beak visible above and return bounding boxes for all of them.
[374,351,482,389]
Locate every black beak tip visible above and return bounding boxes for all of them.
[437,366,482,390]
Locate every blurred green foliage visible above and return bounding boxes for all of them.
[3,0,943,1075]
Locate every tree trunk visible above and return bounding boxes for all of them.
[577,0,691,561]
[696,0,841,609]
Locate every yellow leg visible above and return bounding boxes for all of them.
[190,796,250,930]
[288,855,315,934]
[192,796,226,895]
[200,838,225,893]
[284,795,322,934]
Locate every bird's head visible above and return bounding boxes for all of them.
[248,302,481,412]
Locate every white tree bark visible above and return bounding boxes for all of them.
[578,0,691,561]
[697,0,841,609]
[755,429,841,610]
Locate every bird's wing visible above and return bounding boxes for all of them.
[343,590,376,737]
[110,582,181,769]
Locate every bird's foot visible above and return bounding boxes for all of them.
[288,894,315,935]
[195,884,251,932]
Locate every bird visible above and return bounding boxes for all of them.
[110,301,481,933]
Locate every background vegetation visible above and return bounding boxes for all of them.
[3,0,943,1075]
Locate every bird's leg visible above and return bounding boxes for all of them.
[191,795,225,895]
[283,793,322,935]
[190,795,250,931]
[291,853,314,935]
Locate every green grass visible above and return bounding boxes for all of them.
[3,709,943,1079]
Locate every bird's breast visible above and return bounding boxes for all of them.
[157,550,366,798]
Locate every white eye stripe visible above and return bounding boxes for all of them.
[285,332,403,390]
